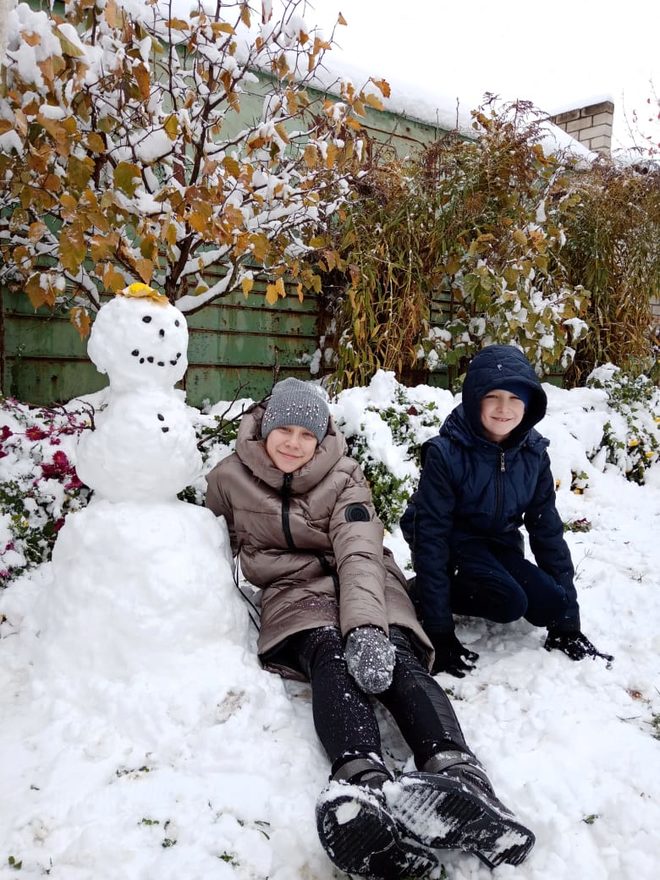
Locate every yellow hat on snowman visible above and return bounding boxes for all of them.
[118,282,169,306]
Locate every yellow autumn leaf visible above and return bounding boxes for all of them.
[103,265,126,293]
[67,155,94,190]
[90,233,116,261]
[163,114,178,140]
[223,155,241,178]
[265,283,279,305]
[275,122,290,144]
[303,144,318,169]
[503,267,519,287]
[59,228,86,274]
[250,233,269,262]
[25,274,48,310]
[105,0,120,27]
[240,4,251,27]
[55,26,84,57]
[247,135,267,153]
[241,277,254,298]
[114,162,141,196]
[140,234,158,261]
[325,144,338,169]
[163,223,177,247]
[188,211,208,234]
[28,221,47,242]
[135,258,154,283]
[338,12,348,25]
[512,229,527,246]
[59,193,77,214]
[70,305,91,340]
[135,64,150,100]
[364,93,384,111]
[119,282,168,304]
[370,77,391,98]
[86,132,106,154]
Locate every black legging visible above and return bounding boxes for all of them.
[291,625,469,772]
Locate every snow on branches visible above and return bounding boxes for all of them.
[0,0,382,332]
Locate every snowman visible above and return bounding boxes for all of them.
[32,285,248,736]
[75,282,202,501]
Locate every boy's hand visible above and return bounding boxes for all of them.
[544,628,614,665]
[430,631,479,678]
[345,626,396,694]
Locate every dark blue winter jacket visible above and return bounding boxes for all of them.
[401,345,580,634]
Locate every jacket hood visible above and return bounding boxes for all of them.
[235,404,346,493]
[461,344,547,444]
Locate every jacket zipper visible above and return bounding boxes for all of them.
[281,473,296,549]
[495,450,506,520]
[281,473,340,596]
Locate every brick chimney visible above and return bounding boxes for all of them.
[550,100,614,156]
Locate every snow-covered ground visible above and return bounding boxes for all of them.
[1,373,659,880]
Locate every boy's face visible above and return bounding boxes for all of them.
[265,425,318,473]
[480,390,525,442]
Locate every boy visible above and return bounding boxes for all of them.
[206,377,535,879]
[402,344,612,677]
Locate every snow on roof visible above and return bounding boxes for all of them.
[546,93,615,116]
[312,55,597,163]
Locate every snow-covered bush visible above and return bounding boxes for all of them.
[319,100,590,389]
[2,367,658,587]
[331,375,447,529]
[0,400,91,585]
[586,365,660,484]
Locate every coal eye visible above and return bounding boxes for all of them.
[174,319,180,327]
[142,316,152,323]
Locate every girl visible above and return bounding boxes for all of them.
[206,377,534,879]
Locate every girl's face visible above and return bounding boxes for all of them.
[265,425,318,473]
[480,390,525,442]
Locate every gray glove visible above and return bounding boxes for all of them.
[344,626,396,694]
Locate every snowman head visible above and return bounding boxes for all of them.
[88,285,189,390]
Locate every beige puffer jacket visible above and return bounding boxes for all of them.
[205,405,433,680]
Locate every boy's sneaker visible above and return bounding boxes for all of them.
[384,751,535,869]
[316,780,438,879]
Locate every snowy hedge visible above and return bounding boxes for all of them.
[1,369,658,587]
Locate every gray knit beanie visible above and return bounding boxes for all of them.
[261,378,330,444]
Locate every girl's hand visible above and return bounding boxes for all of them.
[344,626,396,694]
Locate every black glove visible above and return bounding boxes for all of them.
[544,628,614,664]
[345,626,396,694]
[429,630,479,677]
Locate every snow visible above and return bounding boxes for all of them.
[1,327,660,880]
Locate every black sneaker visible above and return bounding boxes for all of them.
[316,780,439,879]
[384,752,535,869]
